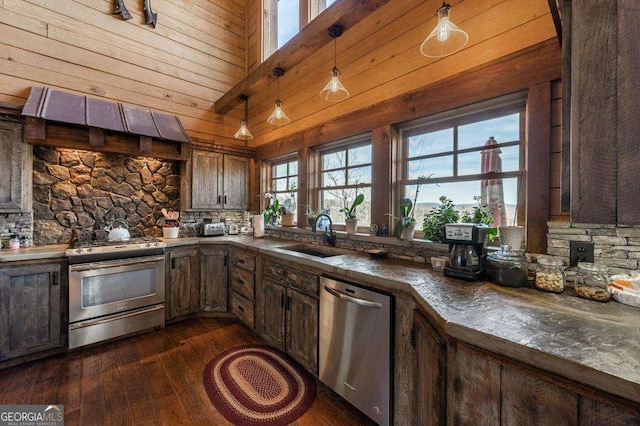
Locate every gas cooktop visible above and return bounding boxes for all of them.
[66,237,166,260]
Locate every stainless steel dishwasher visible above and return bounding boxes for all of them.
[319,276,392,426]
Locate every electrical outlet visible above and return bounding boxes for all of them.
[570,241,594,266]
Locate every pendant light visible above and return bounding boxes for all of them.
[267,68,290,126]
[420,2,468,58]
[233,94,253,140]
[320,25,350,101]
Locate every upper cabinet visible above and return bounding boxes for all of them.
[0,121,32,213]
[187,150,249,211]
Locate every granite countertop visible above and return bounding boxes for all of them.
[4,236,639,403]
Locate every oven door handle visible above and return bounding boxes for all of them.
[69,255,165,272]
[69,305,164,330]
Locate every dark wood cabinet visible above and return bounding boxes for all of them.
[229,250,256,329]
[448,342,640,425]
[165,246,199,321]
[0,121,31,213]
[261,277,286,349]
[260,260,319,373]
[189,150,248,210]
[412,309,447,426]
[199,246,228,313]
[0,261,64,361]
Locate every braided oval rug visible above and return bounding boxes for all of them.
[203,345,316,425]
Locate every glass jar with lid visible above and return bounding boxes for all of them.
[535,256,565,293]
[574,262,611,302]
[486,246,529,288]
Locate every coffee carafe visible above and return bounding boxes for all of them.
[443,223,488,281]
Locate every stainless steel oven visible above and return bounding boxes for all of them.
[67,239,166,349]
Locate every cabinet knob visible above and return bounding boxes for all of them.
[237,305,245,312]
[237,278,245,285]
[52,272,58,286]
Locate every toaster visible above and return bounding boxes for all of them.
[202,222,225,236]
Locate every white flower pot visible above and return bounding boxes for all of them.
[162,226,179,238]
[345,218,358,234]
[400,222,417,241]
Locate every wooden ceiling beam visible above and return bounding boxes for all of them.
[213,0,392,115]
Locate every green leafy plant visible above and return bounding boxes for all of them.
[341,193,365,219]
[387,176,429,239]
[461,196,498,241]
[422,196,460,242]
[262,198,281,223]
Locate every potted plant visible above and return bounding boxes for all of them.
[262,198,281,226]
[280,183,297,226]
[422,196,460,242]
[389,176,428,241]
[460,196,497,242]
[341,192,365,234]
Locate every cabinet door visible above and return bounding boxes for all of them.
[191,150,223,210]
[0,263,62,360]
[200,247,228,312]
[0,121,31,213]
[449,344,501,426]
[413,309,447,426]
[223,155,248,210]
[166,247,199,321]
[261,278,285,351]
[286,288,318,373]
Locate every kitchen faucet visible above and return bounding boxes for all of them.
[315,213,336,247]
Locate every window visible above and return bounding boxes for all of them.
[318,138,372,227]
[400,96,526,233]
[270,158,298,220]
[263,0,339,59]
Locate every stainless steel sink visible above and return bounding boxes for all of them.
[280,244,345,258]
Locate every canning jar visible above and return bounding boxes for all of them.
[574,262,610,302]
[535,256,565,293]
[486,247,529,288]
[9,234,20,250]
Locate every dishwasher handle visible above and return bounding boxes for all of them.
[323,285,382,309]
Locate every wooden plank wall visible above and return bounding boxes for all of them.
[549,79,568,221]
[0,0,248,145]
[245,0,558,147]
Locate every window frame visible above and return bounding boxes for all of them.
[262,0,338,60]
[397,94,527,240]
[265,155,299,217]
[313,134,373,231]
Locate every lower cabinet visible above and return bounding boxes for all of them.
[0,260,65,362]
[165,246,200,322]
[200,246,228,313]
[448,342,640,425]
[412,309,447,426]
[260,261,319,373]
[229,250,256,329]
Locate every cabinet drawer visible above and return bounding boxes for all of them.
[231,251,256,271]
[263,261,319,296]
[230,291,254,329]
[230,267,255,300]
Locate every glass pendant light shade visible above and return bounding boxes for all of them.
[267,68,290,126]
[234,95,253,140]
[234,119,253,140]
[320,25,350,102]
[420,3,468,58]
[267,100,290,125]
[320,67,350,101]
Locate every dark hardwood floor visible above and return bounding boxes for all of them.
[0,317,375,425]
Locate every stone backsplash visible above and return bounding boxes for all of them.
[547,221,640,275]
[0,212,33,248]
[33,147,181,245]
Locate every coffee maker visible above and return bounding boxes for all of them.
[443,223,488,281]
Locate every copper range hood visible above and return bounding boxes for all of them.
[22,87,191,161]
